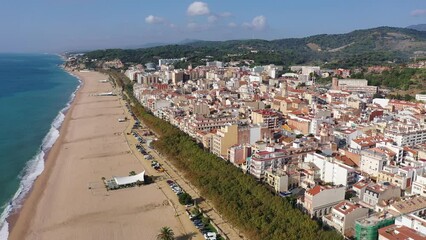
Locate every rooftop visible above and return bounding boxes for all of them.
[390,196,426,215]
[356,211,395,226]
[333,201,364,215]
[378,224,426,240]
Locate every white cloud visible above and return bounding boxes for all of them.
[228,22,237,28]
[411,9,426,16]
[251,15,267,30]
[208,15,218,23]
[145,15,165,24]
[187,2,210,16]
[243,15,267,31]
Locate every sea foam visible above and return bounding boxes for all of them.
[0,71,82,240]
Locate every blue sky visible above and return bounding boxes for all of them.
[0,0,425,53]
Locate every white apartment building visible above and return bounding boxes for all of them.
[376,142,404,164]
[158,57,186,66]
[188,116,238,133]
[412,174,426,196]
[395,214,426,235]
[206,61,223,68]
[249,148,289,179]
[125,68,142,81]
[360,148,390,177]
[384,122,426,147]
[304,152,357,187]
[323,201,369,234]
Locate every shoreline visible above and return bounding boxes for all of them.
[8,70,192,240]
[4,68,83,239]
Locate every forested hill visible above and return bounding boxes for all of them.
[84,26,426,68]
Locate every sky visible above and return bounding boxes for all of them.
[0,0,425,53]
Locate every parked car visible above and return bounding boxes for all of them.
[203,232,217,240]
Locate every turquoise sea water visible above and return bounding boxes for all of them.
[0,54,79,237]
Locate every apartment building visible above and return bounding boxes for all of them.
[353,181,373,201]
[249,148,289,179]
[412,174,426,197]
[304,152,357,187]
[137,73,160,85]
[389,196,426,216]
[211,124,238,159]
[287,117,311,135]
[350,136,394,151]
[323,201,369,235]
[301,185,345,218]
[251,109,280,129]
[362,184,401,210]
[385,122,426,147]
[188,116,238,133]
[377,166,415,190]
[360,148,392,177]
[332,78,378,94]
[355,211,396,240]
[228,145,251,166]
[394,214,426,236]
[264,168,289,192]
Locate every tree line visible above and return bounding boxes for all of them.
[116,73,342,240]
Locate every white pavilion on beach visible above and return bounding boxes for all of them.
[106,171,145,190]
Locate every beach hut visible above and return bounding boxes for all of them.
[106,171,145,190]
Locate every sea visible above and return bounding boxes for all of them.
[0,54,80,238]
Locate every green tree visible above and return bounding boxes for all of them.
[191,207,200,217]
[201,215,210,225]
[157,226,174,240]
[107,72,343,240]
[178,192,193,205]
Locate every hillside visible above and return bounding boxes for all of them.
[407,24,426,32]
[84,26,426,68]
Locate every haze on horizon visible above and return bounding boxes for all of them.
[0,0,425,53]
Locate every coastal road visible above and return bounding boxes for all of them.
[118,92,245,240]
[118,97,204,240]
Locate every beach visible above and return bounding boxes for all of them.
[8,71,199,240]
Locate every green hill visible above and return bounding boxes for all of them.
[84,26,426,68]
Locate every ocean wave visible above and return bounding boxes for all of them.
[0,71,82,240]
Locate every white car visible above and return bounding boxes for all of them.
[203,232,216,240]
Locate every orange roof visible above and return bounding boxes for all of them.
[370,147,396,157]
[335,155,356,167]
[353,181,369,189]
[353,136,393,147]
[306,185,322,196]
[334,201,363,215]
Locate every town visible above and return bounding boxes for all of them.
[68,55,426,240]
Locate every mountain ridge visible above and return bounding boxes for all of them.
[407,24,426,32]
[84,26,426,68]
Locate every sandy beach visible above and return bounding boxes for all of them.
[8,71,199,240]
